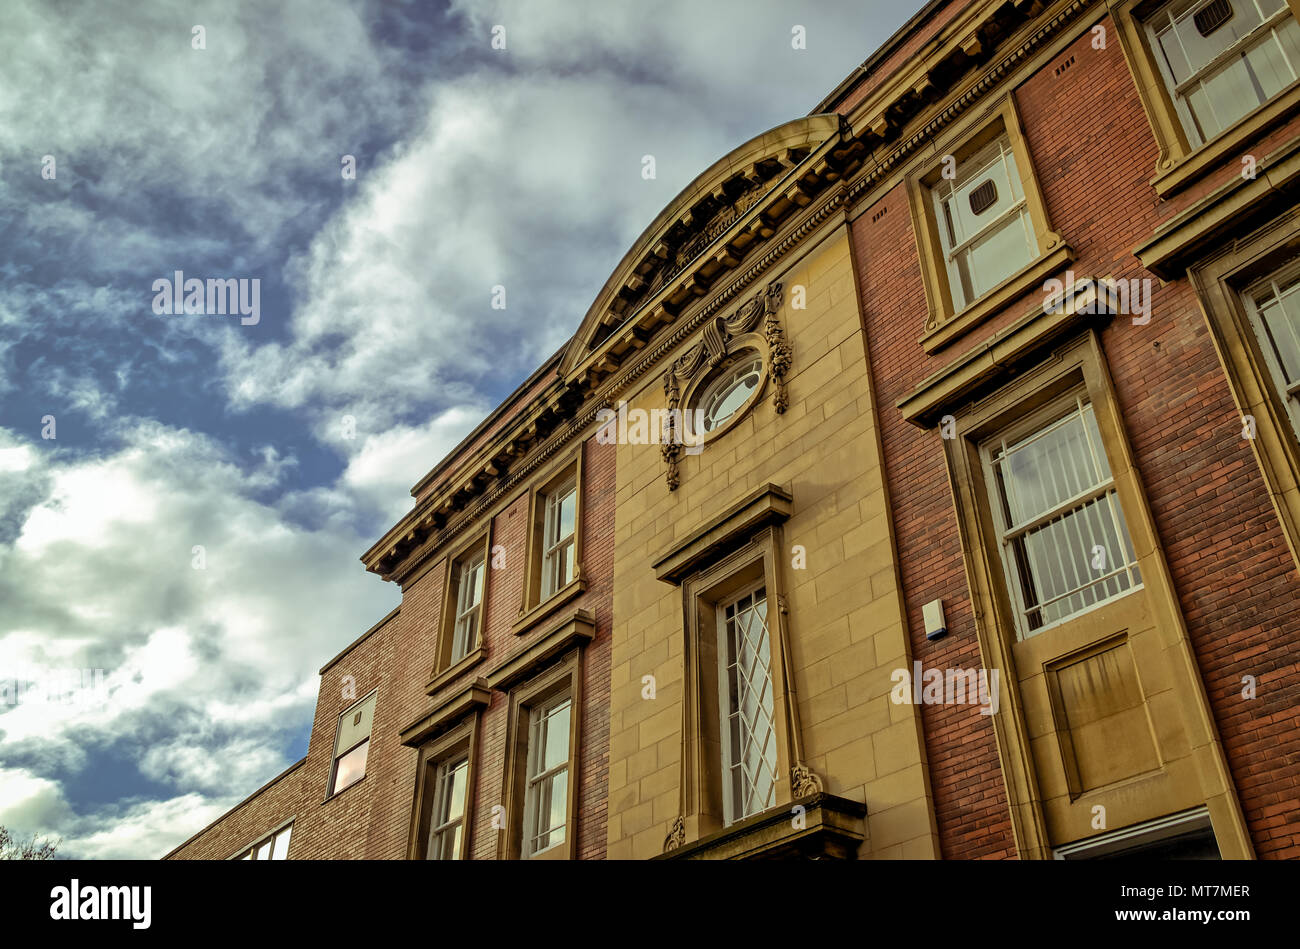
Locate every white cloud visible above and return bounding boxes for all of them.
[338,406,489,521]
[0,767,71,833]
[0,421,396,855]
[68,794,236,861]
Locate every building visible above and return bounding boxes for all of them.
[166,0,1300,861]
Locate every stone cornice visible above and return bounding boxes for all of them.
[652,484,794,585]
[562,117,860,389]
[362,0,1099,583]
[841,0,1093,207]
[653,792,867,860]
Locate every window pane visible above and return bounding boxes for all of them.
[452,555,484,662]
[988,398,1142,635]
[429,821,463,861]
[1014,493,1141,629]
[1245,30,1295,99]
[959,211,1035,301]
[701,357,762,431]
[452,609,478,662]
[1257,297,1300,382]
[1248,266,1300,442]
[935,138,1034,311]
[1184,84,1217,140]
[1156,1,1299,143]
[528,769,568,854]
[447,823,463,859]
[334,693,375,757]
[255,840,272,860]
[720,588,777,822]
[427,756,468,860]
[540,698,571,773]
[270,825,291,860]
[558,488,576,541]
[332,739,368,794]
[442,759,468,824]
[1199,57,1260,135]
[460,556,484,612]
[993,404,1108,526]
[1279,16,1300,68]
[1175,0,1264,75]
[942,145,1023,246]
[1156,23,1193,85]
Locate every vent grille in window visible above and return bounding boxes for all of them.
[969,179,998,215]
[1193,0,1233,37]
[353,711,362,726]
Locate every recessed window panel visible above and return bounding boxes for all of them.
[1246,261,1300,443]
[524,693,571,857]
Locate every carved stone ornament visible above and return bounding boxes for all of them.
[790,763,824,799]
[651,185,767,296]
[658,280,792,490]
[763,283,792,414]
[661,373,683,491]
[663,815,686,852]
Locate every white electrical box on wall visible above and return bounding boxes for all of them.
[923,598,947,641]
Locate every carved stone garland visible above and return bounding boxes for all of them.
[659,280,791,490]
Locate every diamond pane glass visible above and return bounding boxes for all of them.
[721,587,777,822]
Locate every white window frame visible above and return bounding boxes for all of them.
[716,582,778,826]
[451,551,485,664]
[426,754,469,860]
[930,134,1036,312]
[1145,0,1300,147]
[1245,258,1300,442]
[328,690,375,797]
[522,691,572,858]
[980,392,1144,639]
[540,479,577,600]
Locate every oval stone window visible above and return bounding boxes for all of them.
[697,354,763,433]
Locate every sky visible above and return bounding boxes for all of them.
[0,0,921,859]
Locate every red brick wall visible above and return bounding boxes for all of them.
[849,14,1300,858]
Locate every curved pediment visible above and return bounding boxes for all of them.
[560,113,855,383]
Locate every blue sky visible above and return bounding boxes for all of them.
[0,0,919,858]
